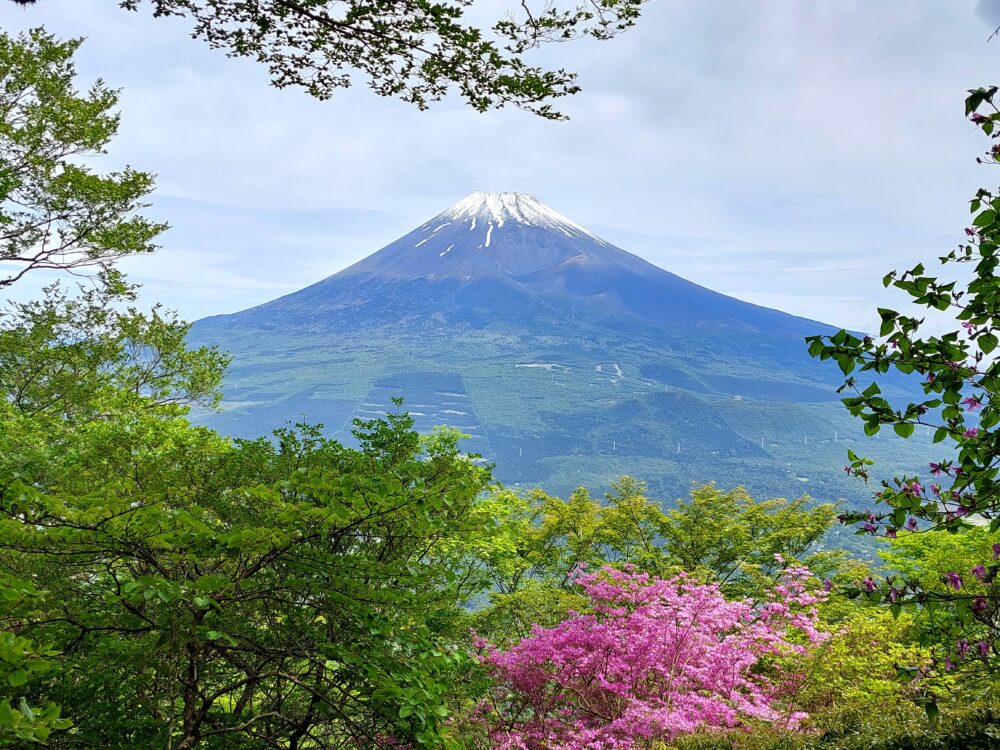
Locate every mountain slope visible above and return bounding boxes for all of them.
[191,192,931,506]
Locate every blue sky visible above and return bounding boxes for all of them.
[3,1,1000,331]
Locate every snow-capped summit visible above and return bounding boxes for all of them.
[330,190,644,282]
[440,191,604,242]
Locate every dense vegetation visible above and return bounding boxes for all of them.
[0,24,997,750]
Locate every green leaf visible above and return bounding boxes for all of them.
[893,423,915,438]
[974,209,996,227]
[7,669,27,687]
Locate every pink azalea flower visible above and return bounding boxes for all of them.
[963,428,980,438]
[961,395,983,411]
[863,577,877,592]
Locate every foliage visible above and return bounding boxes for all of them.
[806,87,1000,689]
[105,0,645,119]
[878,526,998,675]
[659,484,840,598]
[469,564,828,750]
[0,412,493,749]
[0,578,70,746]
[791,609,934,716]
[665,700,1000,750]
[469,480,840,642]
[0,28,165,289]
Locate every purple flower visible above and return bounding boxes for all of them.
[961,396,983,412]
[962,320,976,333]
[972,565,987,581]
[972,112,989,123]
[863,577,877,593]
[885,528,897,539]
[906,517,919,531]
[957,639,970,658]
[929,462,944,476]
[972,597,988,615]
[863,522,877,534]
[823,578,833,592]
[944,572,962,590]
[963,428,980,438]
[945,657,955,671]
[888,587,900,603]
[979,641,991,657]
[993,543,1000,561]
[930,483,941,495]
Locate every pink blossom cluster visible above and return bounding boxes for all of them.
[474,564,828,750]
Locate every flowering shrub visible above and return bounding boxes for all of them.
[806,87,1000,691]
[472,564,828,750]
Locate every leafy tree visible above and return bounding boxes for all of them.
[9,0,643,119]
[806,87,1000,685]
[659,484,840,598]
[468,480,841,640]
[0,413,493,749]
[879,527,998,679]
[0,29,164,289]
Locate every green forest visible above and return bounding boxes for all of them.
[0,5,999,750]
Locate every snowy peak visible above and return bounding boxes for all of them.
[334,190,639,282]
[437,191,604,242]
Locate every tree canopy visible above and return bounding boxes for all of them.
[0,29,164,289]
[9,0,646,119]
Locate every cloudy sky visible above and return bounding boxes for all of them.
[3,1,1000,331]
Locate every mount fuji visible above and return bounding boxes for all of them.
[190,192,930,507]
